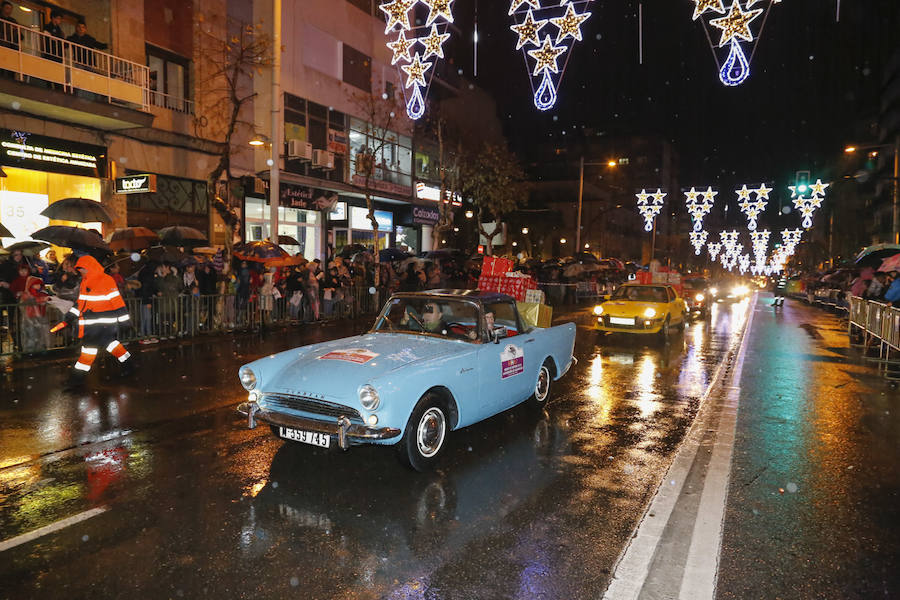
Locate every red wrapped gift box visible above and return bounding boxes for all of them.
[478,274,538,301]
[482,256,514,276]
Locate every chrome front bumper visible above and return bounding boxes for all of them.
[237,402,401,450]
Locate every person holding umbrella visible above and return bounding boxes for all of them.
[50,255,133,388]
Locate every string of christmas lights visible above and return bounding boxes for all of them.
[381,0,455,120]
[510,0,593,111]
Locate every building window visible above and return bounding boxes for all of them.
[147,44,191,112]
[284,93,347,182]
[349,118,412,189]
[244,196,322,261]
[342,43,371,92]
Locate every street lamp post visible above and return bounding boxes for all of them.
[270,0,282,241]
[845,136,900,244]
[577,157,618,254]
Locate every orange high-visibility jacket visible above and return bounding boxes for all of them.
[65,255,130,338]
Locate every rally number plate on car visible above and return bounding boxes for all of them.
[278,427,330,448]
[610,317,635,326]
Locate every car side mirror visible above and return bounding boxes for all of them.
[491,325,506,344]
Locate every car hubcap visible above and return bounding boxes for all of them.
[417,408,446,458]
[535,367,550,402]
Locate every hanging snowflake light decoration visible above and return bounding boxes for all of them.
[689,0,781,87]
[635,188,666,232]
[789,179,828,229]
[690,230,709,255]
[381,0,455,120]
[510,0,593,111]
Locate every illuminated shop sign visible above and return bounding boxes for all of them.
[0,129,106,178]
[412,205,439,225]
[350,206,393,231]
[115,174,157,194]
[415,182,461,206]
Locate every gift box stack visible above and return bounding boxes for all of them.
[477,257,538,302]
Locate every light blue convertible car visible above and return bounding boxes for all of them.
[237,290,576,470]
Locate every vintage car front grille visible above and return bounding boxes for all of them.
[262,393,364,424]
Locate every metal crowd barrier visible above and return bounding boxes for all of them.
[847,295,900,380]
[0,286,386,358]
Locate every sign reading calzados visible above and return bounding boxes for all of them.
[115,174,157,194]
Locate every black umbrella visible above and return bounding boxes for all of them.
[0,222,12,238]
[40,198,113,223]
[4,240,49,254]
[278,234,301,246]
[854,243,900,268]
[157,226,208,248]
[338,243,367,258]
[32,226,110,252]
[108,226,159,251]
[379,247,410,262]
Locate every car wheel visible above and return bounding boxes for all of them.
[659,316,671,341]
[677,311,686,331]
[397,393,448,472]
[529,360,553,409]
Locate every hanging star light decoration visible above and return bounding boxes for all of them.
[510,9,548,50]
[636,188,666,232]
[685,186,715,232]
[419,25,450,60]
[510,0,594,112]
[387,30,415,65]
[381,0,454,120]
[738,254,751,274]
[551,2,591,44]
[692,0,725,21]
[790,178,828,228]
[737,183,769,230]
[690,230,709,255]
[380,0,414,34]
[423,0,455,26]
[691,0,777,87]
[708,242,722,261]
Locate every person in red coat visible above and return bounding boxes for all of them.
[51,255,132,387]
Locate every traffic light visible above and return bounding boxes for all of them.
[795,170,810,194]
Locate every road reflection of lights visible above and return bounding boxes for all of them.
[0,459,40,487]
[586,352,614,426]
[247,478,267,498]
[635,354,660,418]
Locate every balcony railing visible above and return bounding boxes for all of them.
[0,20,150,111]
[150,90,193,114]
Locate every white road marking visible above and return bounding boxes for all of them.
[0,507,108,553]
[602,297,756,600]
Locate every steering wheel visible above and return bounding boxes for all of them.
[444,322,471,337]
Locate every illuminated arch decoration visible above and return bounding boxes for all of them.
[635,188,666,232]
[788,178,828,229]
[381,0,455,120]
[509,0,593,111]
[689,0,781,87]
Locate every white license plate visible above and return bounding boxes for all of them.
[609,316,635,326]
[278,427,331,448]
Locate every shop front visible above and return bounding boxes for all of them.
[124,173,208,237]
[328,201,395,255]
[0,128,106,246]
[243,181,335,261]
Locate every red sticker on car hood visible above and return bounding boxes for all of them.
[318,349,379,364]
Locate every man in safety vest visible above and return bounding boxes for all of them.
[51,255,132,387]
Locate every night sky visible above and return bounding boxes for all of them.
[446,0,899,191]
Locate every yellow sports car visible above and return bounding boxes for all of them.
[593,283,688,337]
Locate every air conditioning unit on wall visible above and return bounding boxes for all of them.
[313,149,334,170]
[287,139,313,160]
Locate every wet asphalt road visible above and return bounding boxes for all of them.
[0,297,894,599]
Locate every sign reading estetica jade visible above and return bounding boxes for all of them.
[0,129,106,178]
[115,174,157,194]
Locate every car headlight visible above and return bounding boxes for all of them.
[710,287,718,296]
[359,384,380,411]
[593,305,604,316]
[643,307,657,318]
[696,293,705,301]
[733,285,748,296]
[239,366,257,391]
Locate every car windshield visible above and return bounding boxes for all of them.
[374,296,481,341]
[611,286,669,303]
